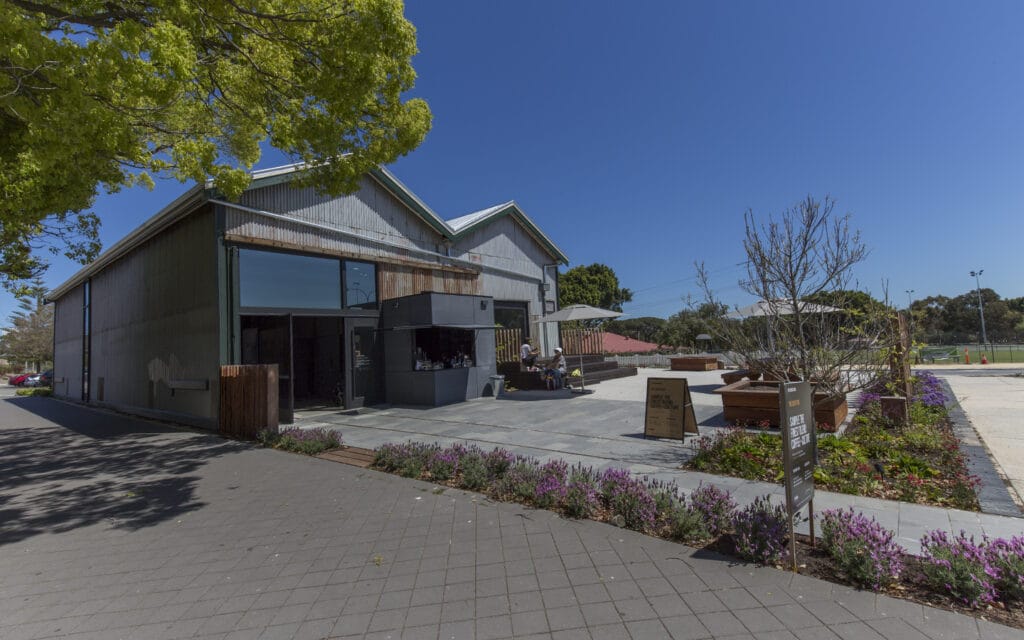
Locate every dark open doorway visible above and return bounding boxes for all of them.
[239,314,382,421]
[292,317,344,410]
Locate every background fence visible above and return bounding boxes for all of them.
[921,344,1024,364]
[559,328,602,355]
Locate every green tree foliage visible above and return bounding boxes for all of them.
[604,317,665,343]
[909,289,1024,343]
[1,0,432,293]
[0,293,54,370]
[658,303,725,349]
[558,263,633,311]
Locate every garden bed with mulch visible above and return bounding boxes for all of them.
[701,533,1024,629]
[687,372,981,511]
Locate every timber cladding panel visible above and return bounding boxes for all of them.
[219,364,278,437]
[379,264,480,299]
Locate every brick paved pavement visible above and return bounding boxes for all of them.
[0,393,1021,639]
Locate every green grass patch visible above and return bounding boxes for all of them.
[15,387,52,397]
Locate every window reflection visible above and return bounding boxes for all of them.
[344,261,377,309]
[239,248,341,309]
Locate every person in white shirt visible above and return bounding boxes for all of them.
[520,339,539,370]
[545,347,567,389]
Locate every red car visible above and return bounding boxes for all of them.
[8,372,34,386]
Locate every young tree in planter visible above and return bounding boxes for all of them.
[697,196,892,396]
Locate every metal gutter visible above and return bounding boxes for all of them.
[47,185,208,301]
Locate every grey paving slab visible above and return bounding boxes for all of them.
[297,368,1023,555]
[0,389,1020,639]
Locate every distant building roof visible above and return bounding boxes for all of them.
[601,332,661,354]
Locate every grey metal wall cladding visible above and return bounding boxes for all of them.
[230,176,443,260]
[53,284,84,400]
[451,214,552,280]
[87,208,220,423]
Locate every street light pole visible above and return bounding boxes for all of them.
[969,270,988,354]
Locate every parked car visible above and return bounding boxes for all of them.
[24,370,53,387]
[8,372,34,386]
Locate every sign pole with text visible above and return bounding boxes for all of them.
[779,381,817,572]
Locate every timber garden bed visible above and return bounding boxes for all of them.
[690,371,980,510]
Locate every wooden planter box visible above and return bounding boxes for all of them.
[670,356,721,371]
[713,380,848,428]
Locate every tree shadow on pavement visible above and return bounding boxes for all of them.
[0,397,248,546]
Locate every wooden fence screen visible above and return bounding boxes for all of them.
[495,328,523,363]
[560,328,603,355]
[219,364,279,438]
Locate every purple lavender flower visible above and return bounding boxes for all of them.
[731,496,789,565]
[919,530,998,607]
[820,508,903,590]
[688,484,736,536]
[986,535,1024,602]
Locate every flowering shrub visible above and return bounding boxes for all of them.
[264,426,341,455]
[820,508,903,590]
[645,478,682,518]
[599,468,656,531]
[563,465,600,519]
[986,536,1024,603]
[667,503,710,543]
[689,484,736,536]
[428,445,463,481]
[731,496,789,565]
[913,371,947,407]
[458,451,489,490]
[496,459,542,502]
[484,447,516,477]
[533,460,569,508]
[919,530,997,608]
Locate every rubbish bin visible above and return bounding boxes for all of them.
[489,375,505,398]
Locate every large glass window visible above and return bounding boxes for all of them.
[239,248,341,310]
[344,261,377,309]
[494,301,529,335]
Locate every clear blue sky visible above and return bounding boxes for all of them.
[8,0,1024,322]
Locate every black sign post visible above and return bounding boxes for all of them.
[779,381,816,572]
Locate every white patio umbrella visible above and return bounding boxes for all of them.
[724,299,842,352]
[725,299,841,319]
[537,304,622,393]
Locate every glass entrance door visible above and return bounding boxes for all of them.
[347,318,382,408]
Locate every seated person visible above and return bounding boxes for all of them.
[520,339,539,370]
[544,347,567,389]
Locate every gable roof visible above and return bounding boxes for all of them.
[48,162,568,300]
[446,201,568,264]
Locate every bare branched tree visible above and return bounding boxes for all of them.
[697,196,893,396]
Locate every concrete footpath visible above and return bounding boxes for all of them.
[0,392,1021,640]
[305,369,1023,555]
[941,367,1024,509]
